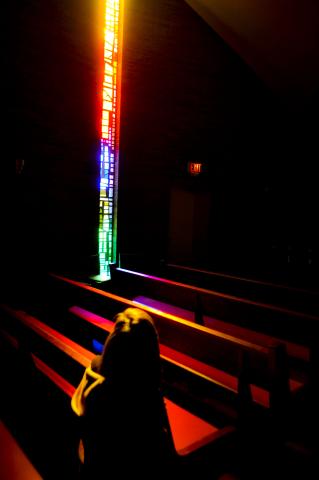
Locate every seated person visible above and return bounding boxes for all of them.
[71,307,176,478]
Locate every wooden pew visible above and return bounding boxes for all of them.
[108,268,317,381]
[131,295,309,381]
[45,275,305,432]
[1,293,308,475]
[109,268,319,353]
[163,263,319,317]
[0,305,235,460]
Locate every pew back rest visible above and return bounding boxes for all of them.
[153,309,282,390]
[112,268,319,348]
[48,275,292,410]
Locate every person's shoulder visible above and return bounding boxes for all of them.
[91,355,103,372]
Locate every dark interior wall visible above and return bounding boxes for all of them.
[186,0,319,97]
[118,0,290,272]
[6,0,318,284]
[119,0,243,259]
[119,0,319,280]
[8,0,102,277]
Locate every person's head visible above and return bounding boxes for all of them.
[97,308,161,390]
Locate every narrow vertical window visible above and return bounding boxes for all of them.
[98,0,123,280]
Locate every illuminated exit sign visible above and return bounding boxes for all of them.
[188,162,203,176]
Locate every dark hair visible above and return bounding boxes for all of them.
[97,308,161,390]
[82,309,175,477]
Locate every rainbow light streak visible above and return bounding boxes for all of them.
[99,0,123,280]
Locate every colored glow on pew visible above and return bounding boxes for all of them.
[70,305,114,330]
[133,295,194,321]
[1,305,95,366]
[116,269,319,319]
[51,275,271,349]
[0,421,42,480]
[92,339,104,354]
[165,399,219,455]
[117,267,189,287]
[98,0,124,280]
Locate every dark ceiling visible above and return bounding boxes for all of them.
[186,0,319,101]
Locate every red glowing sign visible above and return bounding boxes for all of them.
[188,162,203,175]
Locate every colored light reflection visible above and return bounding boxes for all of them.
[99,0,123,280]
[92,339,104,354]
